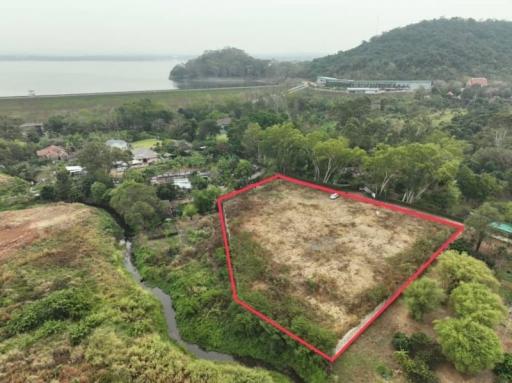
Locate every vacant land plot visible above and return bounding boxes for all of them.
[223,181,453,353]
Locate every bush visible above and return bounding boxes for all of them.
[6,288,91,336]
[434,317,503,374]
[409,332,444,368]
[182,203,198,218]
[494,353,512,383]
[69,313,104,345]
[394,351,439,383]
[192,186,221,214]
[436,250,499,292]
[404,277,445,321]
[39,185,56,201]
[376,363,393,380]
[393,332,444,368]
[392,332,411,352]
[450,282,506,328]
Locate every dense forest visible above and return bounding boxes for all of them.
[309,18,512,81]
[169,47,305,81]
[173,19,512,83]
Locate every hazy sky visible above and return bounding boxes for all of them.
[2,0,512,57]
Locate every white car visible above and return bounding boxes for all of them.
[329,193,340,200]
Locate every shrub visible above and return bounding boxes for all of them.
[39,185,56,201]
[192,186,221,214]
[69,313,104,345]
[6,288,91,336]
[404,277,445,321]
[392,332,411,352]
[183,203,198,218]
[450,282,506,328]
[394,351,439,383]
[494,353,512,383]
[376,363,393,380]
[365,283,389,306]
[392,332,444,368]
[434,317,503,374]
[409,332,444,368]
[436,250,499,292]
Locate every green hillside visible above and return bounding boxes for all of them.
[170,47,305,81]
[308,18,512,81]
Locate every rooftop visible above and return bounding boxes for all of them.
[490,222,512,235]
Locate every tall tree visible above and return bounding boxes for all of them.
[465,202,503,251]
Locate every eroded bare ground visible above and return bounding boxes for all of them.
[224,181,451,337]
[0,203,91,262]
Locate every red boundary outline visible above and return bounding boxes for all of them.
[217,173,464,363]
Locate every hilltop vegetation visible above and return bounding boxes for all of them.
[308,18,512,81]
[170,19,512,83]
[170,47,305,81]
[0,204,287,382]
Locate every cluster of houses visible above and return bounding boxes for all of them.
[34,138,207,191]
[150,170,211,190]
[35,139,160,176]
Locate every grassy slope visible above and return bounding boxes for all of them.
[131,138,162,150]
[0,86,280,121]
[0,204,287,383]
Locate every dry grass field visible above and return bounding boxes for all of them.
[224,181,453,348]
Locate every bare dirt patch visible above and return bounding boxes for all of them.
[0,203,91,262]
[224,181,451,341]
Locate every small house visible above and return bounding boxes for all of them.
[466,78,488,87]
[216,117,232,129]
[216,117,232,134]
[106,139,129,151]
[490,222,512,243]
[36,145,69,160]
[65,165,84,176]
[132,148,159,165]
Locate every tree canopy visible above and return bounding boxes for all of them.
[309,18,512,81]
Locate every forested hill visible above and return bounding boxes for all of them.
[308,18,512,81]
[169,47,304,80]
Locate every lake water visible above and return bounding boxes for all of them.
[0,60,182,97]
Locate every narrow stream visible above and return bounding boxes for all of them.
[121,240,235,362]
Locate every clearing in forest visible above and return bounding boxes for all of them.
[218,174,464,362]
